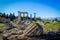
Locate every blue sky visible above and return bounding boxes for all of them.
[0,0,60,18]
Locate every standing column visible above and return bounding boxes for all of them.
[23,13,25,17]
[27,13,28,17]
[23,12,25,20]
[34,13,36,21]
[18,11,21,21]
[26,12,28,20]
[30,14,32,21]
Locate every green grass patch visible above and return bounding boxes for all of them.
[10,21,17,26]
[0,23,5,27]
[45,21,60,30]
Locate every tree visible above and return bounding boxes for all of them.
[36,17,41,20]
[9,13,13,21]
[0,12,16,21]
[9,13,16,21]
[0,12,2,17]
[2,13,6,17]
[6,14,9,19]
[12,13,15,19]
[55,18,57,21]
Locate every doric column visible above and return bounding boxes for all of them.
[34,13,36,20]
[26,12,28,20]
[26,12,28,17]
[23,12,25,18]
[18,11,21,21]
[30,14,32,21]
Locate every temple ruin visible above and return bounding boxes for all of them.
[18,11,28,21]
[18,11,36,21]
